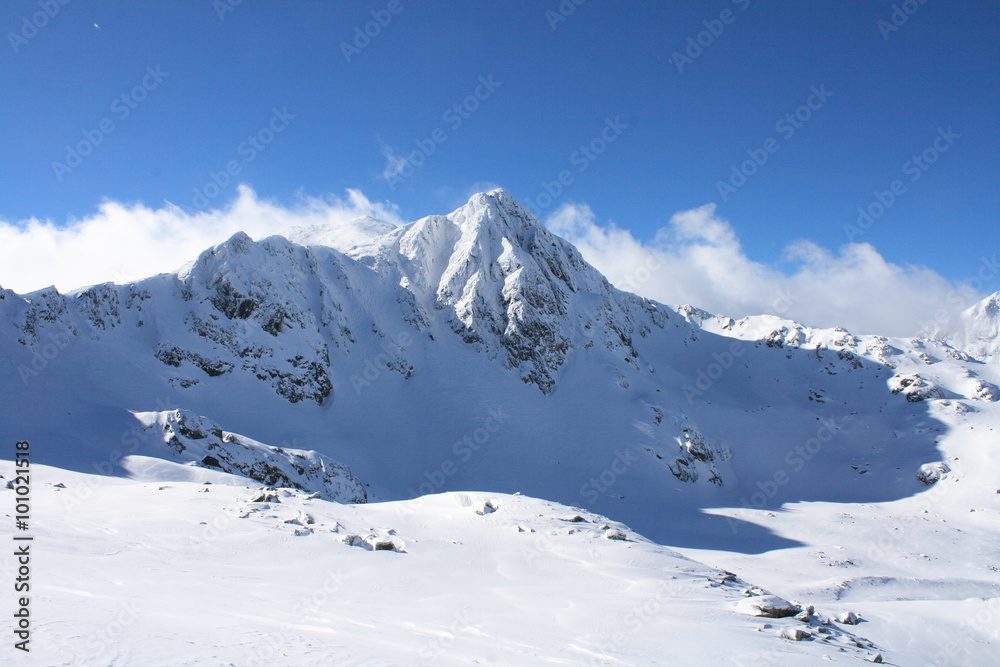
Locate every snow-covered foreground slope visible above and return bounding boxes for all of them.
[1,189,999,664]
[2,462,889,666]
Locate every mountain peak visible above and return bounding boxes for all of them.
[969,291,1000,314]
[945,291,1000,362]
[467,187,517,206]
[218,231,255,255]
[449,188,540,235]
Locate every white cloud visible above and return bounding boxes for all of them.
[379,140,408,182]
[0,185,403,294]
[546,201,979,337]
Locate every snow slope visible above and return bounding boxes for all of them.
[1,462,888,666]
[1,189,998,664]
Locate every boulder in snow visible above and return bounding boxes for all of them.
[916,462,951,485]
[836,610,860,625]
[888,373,943,402]
[734,595,801,618]
[778,626,812,641]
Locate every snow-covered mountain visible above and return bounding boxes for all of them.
[2,189,998,665]
[951,291,1000,362]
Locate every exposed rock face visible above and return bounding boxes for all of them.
[666,428,730,486]
[139,409,367,503]
[888,373,943,402]
[916,461,950,485]
[640,405,732,486]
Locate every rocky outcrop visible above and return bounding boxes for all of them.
[888,373,943,402]
[139,410,367,503]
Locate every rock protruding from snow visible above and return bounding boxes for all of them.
[249,488,280,503]
[888,373,943,402]
[665,426,730,486]
[916,461,951,485]
[836,610,861,625]
[778,626,812,641]
[734,595,801,618]
[475,499,499,515]
[971,377,1000,402]
[137,410,367,502]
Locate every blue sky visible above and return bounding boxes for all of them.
[1,0,998,311]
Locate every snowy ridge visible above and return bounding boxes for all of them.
[686,306,1000,405]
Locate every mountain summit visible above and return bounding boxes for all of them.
[951,291,1000,362]
[290,188,651,393]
